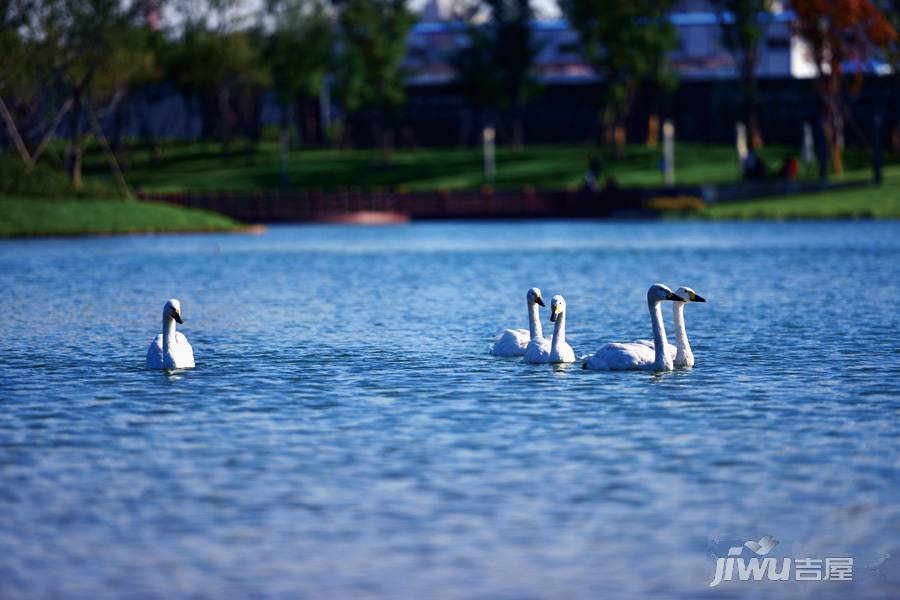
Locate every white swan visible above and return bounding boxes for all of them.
[671,286,707,368]
[524,295,576,364]
[634,286,707,367]
[490,287,546,356]
[146,299,195,369]
[582,284,680,371]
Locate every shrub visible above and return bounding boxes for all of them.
[0,156,116,199]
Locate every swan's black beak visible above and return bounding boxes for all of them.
[692,294,706,302]
[550,308,559,322]
[536,297,546,307]
[665,291,678,301]
[173,312,184,324]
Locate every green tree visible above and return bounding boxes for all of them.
[87,23,162,197]
[0,0,41,162]
[17,0,152,192]
[453,0,540,149]
[167,28,268,149]
[263,0,332,181]
[792,0,896,175]
[487,0,540,149]
[0,0,73,171]
[333,0,414,161]
[713,0,772,149]
[452,6,503,144]
[560,0,677,154]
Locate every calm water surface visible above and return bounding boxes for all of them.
[1,221,899,599]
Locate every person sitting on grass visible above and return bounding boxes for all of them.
[778,155,798,181]
[582,155,603,192]
[742,149,767,181]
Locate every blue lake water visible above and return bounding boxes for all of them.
[1,221,899,598]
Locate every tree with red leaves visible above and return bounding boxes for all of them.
[792,0,897,175]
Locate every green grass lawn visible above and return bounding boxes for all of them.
[688,165,900,220]
[86,141,845,192]
[66,140,900,221]
[0,197,242,238]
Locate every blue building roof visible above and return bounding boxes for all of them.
[411,11,798,34]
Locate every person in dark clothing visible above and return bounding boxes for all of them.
[583,155,603,191]
[742,150,767,181]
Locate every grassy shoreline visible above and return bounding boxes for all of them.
[683,168,900,220]
[4,143,898,233]
[0,197,244,238]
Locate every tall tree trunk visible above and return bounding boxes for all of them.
[27,98,73,173]
[605,107,626,158]
[613,123,626,157]
[111,98,124,153]
[339,119,350,150]
[646,113,659,147]
[0,95,31,164]
[280,100,292,186]
[218,86,231,154]
[606,85,632,158]
[68,92,84,190]
[825,111,844,176]
[294,98,312,148]
[382,127,394,164]
[511,103,524,151]
[375,107,394,164]
[88,98,132,200]
[306,102,318,146]
[823,74,844,176]
[585,110,603,145]
[603,107,615,147]
[743,49,763,150]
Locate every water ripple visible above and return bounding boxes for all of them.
[1,221,899,598]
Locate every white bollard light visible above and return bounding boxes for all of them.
[663,119,675,186]
[483,126,496,183]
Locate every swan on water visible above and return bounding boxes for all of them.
[582,284,680,371]
[671,286,706,367]
[524,295,576,364]
[634,286,707,368]
[146,299,195,369]
[490,287,546,356]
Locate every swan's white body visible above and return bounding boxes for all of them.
[146,299,195,369]
[583,284,678,371]
[524,295,576,364]
[635,338,677,361]
[523,335,551,363]
[635,287,706,368]
[492,328,533,356]
[491,288,546,356]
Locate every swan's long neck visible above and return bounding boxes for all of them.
[162,315,177,352]
[649,300,673,371]
[550,312,566,355]
[527,301,543,340]
[673,302,693,367]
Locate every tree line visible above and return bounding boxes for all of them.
[0,0,897,195]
